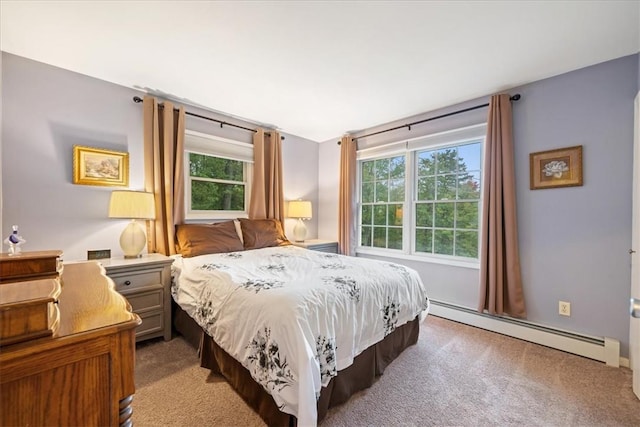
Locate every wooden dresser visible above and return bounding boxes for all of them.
[0,261,141,427]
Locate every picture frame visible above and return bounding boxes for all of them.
[73,145,129,187]
[530,145,583,190]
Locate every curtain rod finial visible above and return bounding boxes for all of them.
[510,94,521,101]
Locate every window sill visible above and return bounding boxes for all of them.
[355,247,480,270]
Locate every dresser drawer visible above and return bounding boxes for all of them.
[121,288,163,313]
[111,271,161,292]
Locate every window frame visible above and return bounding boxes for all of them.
[356,124,486,269]
[184,130,253,221]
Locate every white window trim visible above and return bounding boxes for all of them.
[406,123,486,152]
[355,123,486,268]
[356,246,480,269]
[357,140,408,161]
[184,130,253,220]
[185,130,253,162]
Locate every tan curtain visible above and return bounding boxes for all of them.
[249,128,284,223]
[338,135,357,256]
[478,94,526,318]
[143,96,185,256]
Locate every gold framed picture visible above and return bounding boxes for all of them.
[73,145,129,187]
[530,145,583,190]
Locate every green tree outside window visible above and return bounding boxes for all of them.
[360,155,405,250]
[189,153,246,212]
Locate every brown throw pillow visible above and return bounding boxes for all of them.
[175,221,244,257]
[238,218,291,250]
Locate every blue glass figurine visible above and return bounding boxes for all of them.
[4,225,26,255]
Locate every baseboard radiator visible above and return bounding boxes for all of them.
[428,300,623,368]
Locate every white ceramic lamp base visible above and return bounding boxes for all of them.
[120,219,147,258]
[293,218,308,242]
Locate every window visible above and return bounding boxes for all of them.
[189,154,246,210]
[414,142,481,258]
[360,156,405,249]
[357,124,485,263]
[184,130,252,219]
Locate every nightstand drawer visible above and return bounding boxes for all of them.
[136,311,163,338]
[309,244,338,253]
[111,271,161,292]
[122,288,163,313]
[291,240,338,254]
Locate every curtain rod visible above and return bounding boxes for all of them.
[338,94,521,145]
[132,96,284,140]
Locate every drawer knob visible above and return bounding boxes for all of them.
[124,280,132,286]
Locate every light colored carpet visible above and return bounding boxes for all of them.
[134,316,640,426]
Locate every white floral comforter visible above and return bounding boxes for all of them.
[171,245,429,426]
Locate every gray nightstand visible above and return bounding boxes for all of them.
[291,239,338,254]
[101,254,173,342]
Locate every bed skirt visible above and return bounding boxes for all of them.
[173,303,420,426]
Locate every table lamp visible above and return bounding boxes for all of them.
[108,190,155,258]
[288,200,312,242]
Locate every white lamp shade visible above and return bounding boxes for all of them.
[109,191,156,220]
[288,200,312,219]
[109,191,155,258]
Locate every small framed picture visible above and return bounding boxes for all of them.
[530,145,583,190]
[73,145,129,187]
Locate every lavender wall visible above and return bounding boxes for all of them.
[1,52,319,261]
[2,52,144,261]
[281,133,319,239]
[515,55,636,354]
[319,54,639,357]
[318,138,339,240]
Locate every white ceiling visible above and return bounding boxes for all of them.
[1,1,639,142]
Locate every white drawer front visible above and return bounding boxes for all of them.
[136,311,163,338]
[111,271,161,292]
[123,289,163,312]
[311,244,338,253]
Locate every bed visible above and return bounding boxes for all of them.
[170,219,430,426]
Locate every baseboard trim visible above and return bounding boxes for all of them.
[429,300,621,367]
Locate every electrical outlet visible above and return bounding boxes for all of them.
[559,301,571,317]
